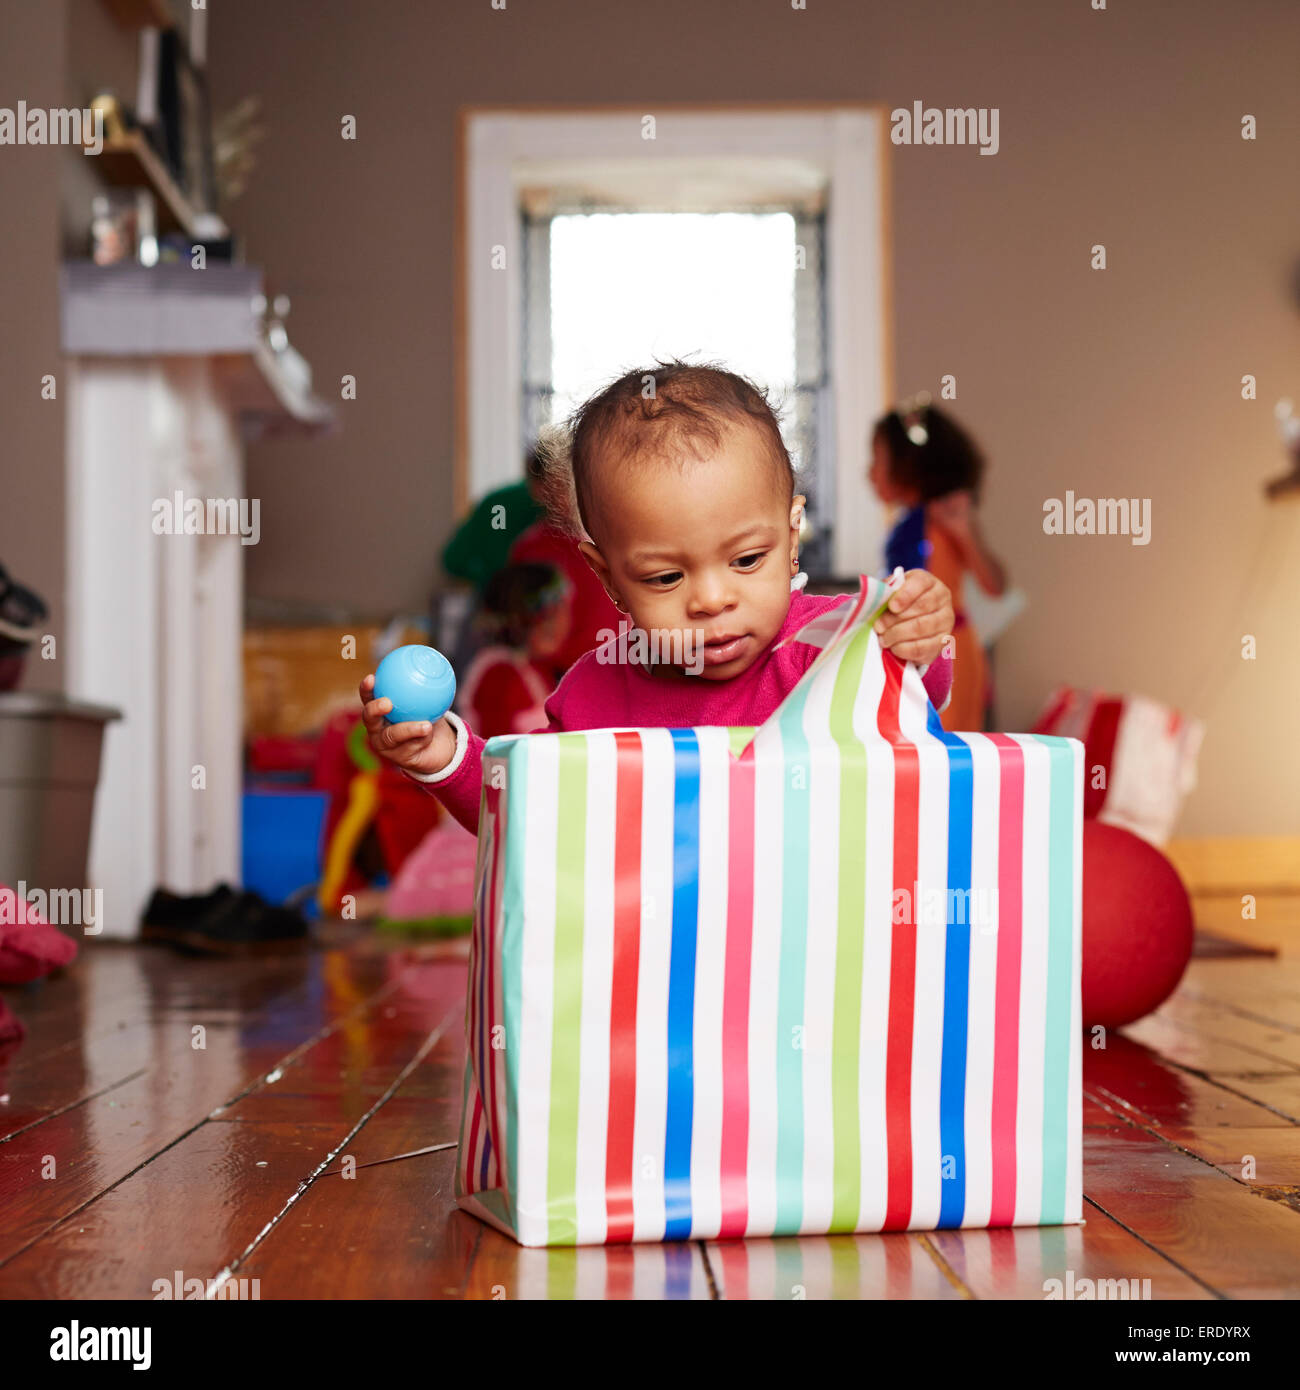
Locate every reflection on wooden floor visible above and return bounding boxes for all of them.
[3,935,1300,1299]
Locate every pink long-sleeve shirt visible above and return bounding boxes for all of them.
[411,590,954,835]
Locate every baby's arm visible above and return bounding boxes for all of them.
[414,703,568,833]
[359,674,508,836]
[402,712,508,835]
[405,652,950,831]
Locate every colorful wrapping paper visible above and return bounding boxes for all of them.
[455,573,1083,1246]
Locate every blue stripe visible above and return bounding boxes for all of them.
[927,703,973,1227]
[664,729,700,1240]
[479,1127,493,1188]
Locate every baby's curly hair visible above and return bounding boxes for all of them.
[534,359,797,542]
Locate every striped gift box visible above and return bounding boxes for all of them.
[455,573,1083,1246]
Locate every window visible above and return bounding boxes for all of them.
[523,206,832,575]
[462,108,890,576]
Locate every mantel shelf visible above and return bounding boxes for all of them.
[60,263,337,439]
[214,341,338,440]
[98,0,176,30]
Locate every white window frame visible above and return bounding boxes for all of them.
[458,104,893,577]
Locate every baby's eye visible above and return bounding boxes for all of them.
[644,571,682,587]
[733,551,767,570]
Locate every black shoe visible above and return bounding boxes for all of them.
[140,886,308,956]
[141,883,236,933]
[140,883,237,947]
[0,562,48,651]
[165,891,310,957]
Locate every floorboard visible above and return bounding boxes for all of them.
[3,936,1298,1299]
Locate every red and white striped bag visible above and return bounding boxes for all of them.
[1031,688,1203,847]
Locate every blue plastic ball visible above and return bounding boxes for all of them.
[373,645,457,725]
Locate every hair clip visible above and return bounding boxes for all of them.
[898,390,932,447]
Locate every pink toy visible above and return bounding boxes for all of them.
[381,815,478,932]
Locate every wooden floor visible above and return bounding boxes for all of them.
[3,932,1300,1300]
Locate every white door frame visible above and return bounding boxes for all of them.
[458,103,894,577]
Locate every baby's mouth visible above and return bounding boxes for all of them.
[698,633,750,666]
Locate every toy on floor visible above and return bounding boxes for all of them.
[0,882,78,984]
[379,812,477,936]
[315,715,444,916]
[1081,820,1194,1028]
[0,882,79,1054]
[316,720,383,915]
[373,645,456,725]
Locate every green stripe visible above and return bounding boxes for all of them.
[829,1234,864,1297]
[501,745,527,1230]
[727,725,756,758]
[829,624,872,1231]
[547,735,588,1244]
[1038,734,1078,1223]
[546,1247,578,1300]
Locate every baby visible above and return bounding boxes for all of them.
[361,361,956,835]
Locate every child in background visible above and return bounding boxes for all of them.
[458,562,571,738]
[868,394,1007,732]
[507,507,622,677]
[361,361,957,836]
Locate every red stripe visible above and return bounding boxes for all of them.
[605,731,644,1243]
[1030,685,1074,736]
[604,1250,636,1297]
[717,743,756,1238]
[1084,698,1123,818]
[463,843,483,1195]
[985,733,1024,1225]
[466,1088,484,1194]
[715,1241,750,1298]
[466,792,497,1195]
[877,649,918,1231]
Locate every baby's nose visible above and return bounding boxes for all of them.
[686,577,735,616]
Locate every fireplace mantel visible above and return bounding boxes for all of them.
[59,263,335,936]
[61,262,335,436]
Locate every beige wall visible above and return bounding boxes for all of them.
[0,0,66,694]
[0,0,139,693]
[209,0,1300,837]
[3,1,1295,835]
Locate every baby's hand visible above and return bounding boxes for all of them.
[875,570,954,666]
[358,674,457,777]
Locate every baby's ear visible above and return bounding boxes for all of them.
[576,539,612,586]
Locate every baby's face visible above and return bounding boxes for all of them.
[579,426,801,681]
[868,434,920,508]
[868,434,902,503]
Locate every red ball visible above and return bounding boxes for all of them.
[1081,821,1194,1028]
